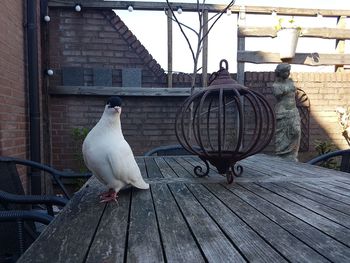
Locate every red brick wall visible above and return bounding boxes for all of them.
[49,71,350,170]
[48,9,166,87]
[0,1,27,158]
[50,96,184,169]
[0,1,29,188]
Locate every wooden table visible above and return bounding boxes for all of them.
[18,154,350,263]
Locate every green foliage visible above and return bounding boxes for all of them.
[72,127,89,172]
[313,140,338,169]
[274,16,302,32]
[314,140,335,155]
[71,127,90,189]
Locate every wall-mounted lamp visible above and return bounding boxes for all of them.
[317,12,323,18]
[128,5,133,12]
[177,7,183,14]
[226,8,232,16]
[271,10,277,17]
[43,15,51,22]
[74,4,82,12]
[46,69,54,76]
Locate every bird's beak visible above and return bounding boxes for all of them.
[114,106,121,113]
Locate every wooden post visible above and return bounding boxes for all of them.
[237,6,246,85]
[237,34,245,85]
[167,9,173,87]
[335,16,346,72]
[202,9,208,87]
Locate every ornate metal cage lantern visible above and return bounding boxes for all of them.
[175,60,275,183]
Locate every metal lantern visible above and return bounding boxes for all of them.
[175,60,275,183]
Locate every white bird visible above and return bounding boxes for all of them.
[82,96,149,202]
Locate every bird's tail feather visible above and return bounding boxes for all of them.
[132,178,149,189]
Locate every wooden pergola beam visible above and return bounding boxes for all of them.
[238,27,350,40]
[49,86,201,96]
[238,51,350,66]
[48,1,350,17]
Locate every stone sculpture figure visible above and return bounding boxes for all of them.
[272,63,301,161]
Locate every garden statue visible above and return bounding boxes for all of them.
[273,63,301,161]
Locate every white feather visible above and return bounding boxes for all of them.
[82,104,149,193]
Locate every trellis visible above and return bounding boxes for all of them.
[48,1,350,86]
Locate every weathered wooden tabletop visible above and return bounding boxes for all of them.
[18,154,350,263]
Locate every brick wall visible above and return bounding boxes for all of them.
[0,1,28,188]
[50,96,184,169]
[49,70,350,170]
[0,1,27,157]
[46,8,350,170]
[48,9,166,87]
[245,71,350,160]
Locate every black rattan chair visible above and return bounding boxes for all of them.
[144,144,196,156]
[307,149,350,173]
[0,156,91,262]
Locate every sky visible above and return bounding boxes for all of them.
[113,0,350,73]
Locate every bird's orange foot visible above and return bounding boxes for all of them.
[99,189,118,203]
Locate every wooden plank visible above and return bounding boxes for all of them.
[206,183,329,262]
[326,180,350,192]
[168,182,246,262]
[136,157,148,178]
[316,181,350,197]
[48,1,350,17]
[85,189,131,262]
[241,183,350,247]
[187,183,287,262]
[237,34,245,84]
[49,86,201,97]
[336,16,346,71]
[154,157,179,178]
[258,182,350,228]
[164,157,195,178]
[18,177,107,263]
[246,154,350,180]
[151,183,204,262]
[223,183,350,262]
[238,27,350,39]
[297,181,350,204]
[167,10,173,88]
[237,51,350,65]
[202,10,208,87]
[279,182,350,216]
[126,187,164,262]
[261,153,350,180]
[144,157,163,178]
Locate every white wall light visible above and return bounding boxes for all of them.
[128,5,133,12]
[177,7,183,14]
[46,69,54,76]
[74,4,82,12]
[44,15,50,22]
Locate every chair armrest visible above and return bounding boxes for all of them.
[0,210,53,225]
[307,149,350,164]
[0,156,92,199]
[0,190,68,207]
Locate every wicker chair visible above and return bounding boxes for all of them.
[307,149,350,173]
[0,156,91,262]
[144,144,196,156]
